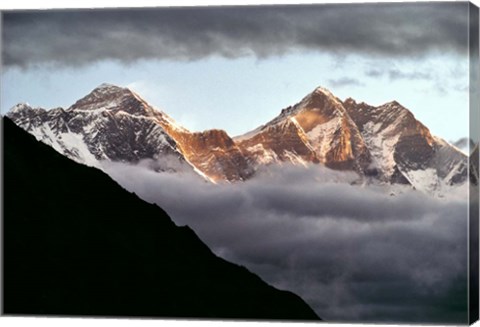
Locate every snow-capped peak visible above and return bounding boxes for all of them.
[69,83,150,114]
[7,83,469,195]
[94,83,125,92]
[98,82,118,88]
[9,102,33,113]
[313,86,336,98]
[302,86,344,108]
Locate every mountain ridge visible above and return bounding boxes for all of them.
[7,83,467,193]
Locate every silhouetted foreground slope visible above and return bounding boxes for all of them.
[3,117,320,321]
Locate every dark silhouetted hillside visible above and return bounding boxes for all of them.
[3,117,320,321]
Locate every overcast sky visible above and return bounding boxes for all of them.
[0,2,472,141]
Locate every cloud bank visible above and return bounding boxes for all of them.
[102,161,469,323]
[3,2,468,68]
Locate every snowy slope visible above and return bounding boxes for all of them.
[8,83,468,195]
[235,87,371,175]
[236,87,467,194]
[343,98,468,193]
[7,85,193,174]
[7,84,252,182]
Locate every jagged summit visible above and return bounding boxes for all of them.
[7,83,468,194]
[305,85,351,110]
[9,102,33,113]
[313,86,336,97]
[386,100,401,106]
[314,86,329,92]
[8,103,52,118]
[234,86,466,193]
[305,86,342,103]
[68,83,157,118]
[83,82,130,98]
[6,83,187,170]
[97,82,121,89]
[70,83,132,108]
[235,85,371,174]
[343,97,357,106]
[6,83,251,183]
[261,86,347,130]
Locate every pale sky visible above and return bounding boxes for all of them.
[1,2,472,142]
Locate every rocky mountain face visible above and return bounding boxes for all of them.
[3,117,320,320]
[235,86,467,193]
[8,85,187,171]
[341,97,468,192]
[159,125,253,182]
[235,88,372,174]
[7,83,468,193]
[8,83,252,182]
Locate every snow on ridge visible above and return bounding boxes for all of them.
[283,150,309,167]
[246,143,279,165]
[312,86,343,106]
[29,124,100,168]
[290,117,317,153]
[8,102,49,114]
[400,168,440,194]
[234,86,343,144]
[314,86,336,99]
[361,121,400,179]
[154,109,190,133]
[7,83,470,196]
[97,82,119,89]
[305,117,341,161]
[10,102,32,112]
[94,83,126,93]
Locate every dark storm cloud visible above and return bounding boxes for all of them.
[2,2,468,68]
[102,161,469,323]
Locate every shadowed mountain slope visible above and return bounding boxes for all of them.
[2,117,320,321]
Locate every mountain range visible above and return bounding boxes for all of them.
[3,116,319,320]
[7,83,468,194]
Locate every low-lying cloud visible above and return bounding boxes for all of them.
[102,161,469,323]
[3,2,468,68]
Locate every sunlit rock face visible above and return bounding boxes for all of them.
[7,83,467,193]
[160,126,254,182]
[236,87,372,174]
[235,85,466,193]
[7,83,254,182]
